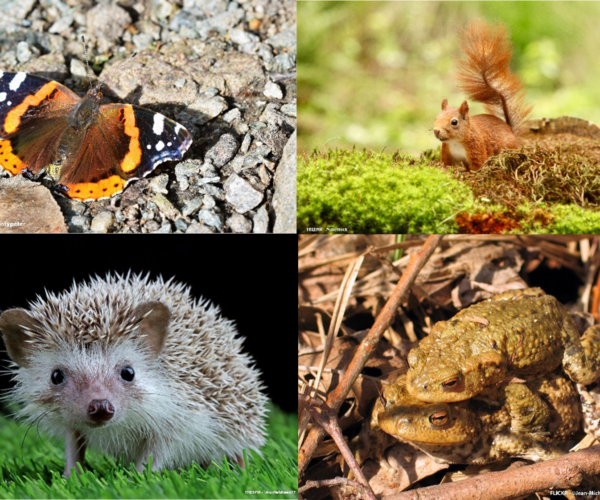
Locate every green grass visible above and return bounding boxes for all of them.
[0,403,297,499]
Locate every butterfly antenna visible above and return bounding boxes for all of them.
[101,50,138,89]
[81,35,94,90]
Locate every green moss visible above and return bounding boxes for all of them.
[527,205,600,233]
[298,149,475,233]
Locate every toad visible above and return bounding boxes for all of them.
[407,288,600,405]
[370,372,581,465]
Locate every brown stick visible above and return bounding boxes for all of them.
[298,394,377,500]
[298,234,445,477]
[384,444,600,500]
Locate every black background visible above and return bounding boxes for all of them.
[0,235,292,414]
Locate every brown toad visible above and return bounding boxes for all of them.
[406,288,600,406]
[368,372,581,465]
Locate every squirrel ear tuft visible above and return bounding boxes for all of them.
[441,98,448,110]
[459,100,469,116]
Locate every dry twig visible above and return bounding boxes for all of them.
[299,394,377,500]
[384,445,600,500]
[298,234,444,476]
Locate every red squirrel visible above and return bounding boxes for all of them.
[433,20,532,171]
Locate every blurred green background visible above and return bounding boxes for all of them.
[298,1,600,155]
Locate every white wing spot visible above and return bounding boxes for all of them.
[153,113,165,135]
[0,93,6,103]
[174,123,182,135]
[147,144,151,150]
[10,73,26,91]
[156,141,165,151]
[167,142,172,147]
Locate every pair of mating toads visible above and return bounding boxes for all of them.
[358,288,600,465]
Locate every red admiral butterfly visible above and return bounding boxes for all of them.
[0,70,192,201]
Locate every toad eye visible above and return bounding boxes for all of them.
[442,377,459,389]
[429,411,449,427]
[451,119,458,126]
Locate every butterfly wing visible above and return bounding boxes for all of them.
[0,72,80,176]
[57,104,192,201]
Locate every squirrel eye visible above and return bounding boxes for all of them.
[451,119,458,126]
[121,366,135,382]
[51,370,65,385]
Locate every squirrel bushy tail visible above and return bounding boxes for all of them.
[456,19,532,136]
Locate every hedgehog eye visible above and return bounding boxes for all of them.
[51,370,65,385]
[121,366,135,382]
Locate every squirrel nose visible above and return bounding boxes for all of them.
[433,129,441,139]
[88,399,115,422]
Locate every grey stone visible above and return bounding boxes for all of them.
[198,176,221,185]
[188,93,228,125]
[182,197,203,217]
[133,33,154,50]
[205,133,239,167]
[225,174,263,214]
[252,206,269,233]
[263,81,283,100]
[149,174,169,194]
[223,108,242,123]
[186,222,215,233]
[90,211,114,233]
[266,29,296,49]
[281,102,296,117]
[272,131,296,233]
[240,133,252,153]
[229,28,259,45]
[203,194,216,209]
[152,222,173,233]
[86,3,132,53]
[58,198,87,216]
[267,52,296,73]
[227,213,252,233]
[143,220,161,232]
[49,15,73,34]
[16,41,33,63]
[67,215,91,233]
[70,58,87,78]
[198,209,223,231]
[174,218,189,232]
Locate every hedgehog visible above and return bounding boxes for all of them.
[0,273,267,477]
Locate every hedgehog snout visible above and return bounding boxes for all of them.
[88,399,115,423]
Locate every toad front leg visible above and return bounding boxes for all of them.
[563,324,600,385]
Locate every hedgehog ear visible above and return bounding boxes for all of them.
[134,302,171,357]
[0,309,41,368]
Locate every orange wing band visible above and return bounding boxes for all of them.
[121,105,142,174]
[0,139,25,174]
[65,175,127,201]
[4,82,61,135]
